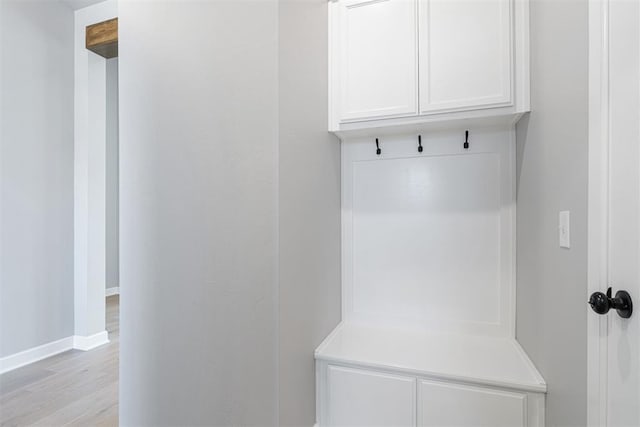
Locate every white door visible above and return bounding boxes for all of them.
[418,0,512,113]
[588,0,640,425]
[338,0,418,122]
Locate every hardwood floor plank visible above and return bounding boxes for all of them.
[0,365,55,395]
[0,297,119,427]
[32,381,117,427]
[1,372,111,426]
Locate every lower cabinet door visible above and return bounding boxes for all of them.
[327,365,416,427]
[418,380,526,427]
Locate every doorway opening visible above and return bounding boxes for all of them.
[105,47,119,366]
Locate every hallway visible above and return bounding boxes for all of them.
[0,296,119,426]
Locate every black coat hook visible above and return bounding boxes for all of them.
[375,138,381,156]
[418,135,423,153]
[464,130,470,150]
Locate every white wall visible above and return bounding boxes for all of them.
[515,0,588,424]
[0,0,75,357]
[119,1,279,424]
[106,57,119,290]
[278,0,341,424]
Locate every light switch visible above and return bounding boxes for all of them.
[559,211,570,249]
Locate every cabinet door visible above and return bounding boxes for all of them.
[419,0,512,113]
[418,380,526,427]
[339,0,418,122]
[327,365,416,426]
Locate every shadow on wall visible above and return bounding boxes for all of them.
[515,112,530,197]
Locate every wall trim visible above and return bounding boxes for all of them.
[74,0,117,342]
[587,0,609,425]
[73,331,110,351]
[340,132,515,337]
[106,286,120,297]
[0,337,74,374]
[0,331,111,374]
[0,331,110,374]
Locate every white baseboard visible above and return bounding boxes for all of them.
[0,336,74,374]
[106,286,119,297]
[73,331,110,351]
[0,331,111,374]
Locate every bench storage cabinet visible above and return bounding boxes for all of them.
[319,1,543,425]
[318,362,544,427]
[316,324,546,427]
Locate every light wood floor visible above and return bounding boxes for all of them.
[0,295,119,426]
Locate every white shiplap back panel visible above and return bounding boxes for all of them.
[342,127,515,337]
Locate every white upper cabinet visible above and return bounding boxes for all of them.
[419,0,512,113]
[329,0,529,134]
[337,0,418,122]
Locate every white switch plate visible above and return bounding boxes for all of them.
[559,211,570,248]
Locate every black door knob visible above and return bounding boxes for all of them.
[589,287,633,318]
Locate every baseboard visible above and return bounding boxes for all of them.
[0,331,111,374]
[0,336,74,374]
[106,286,119,297]
[73,331,110,351]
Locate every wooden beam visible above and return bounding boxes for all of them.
[86,18,118,59]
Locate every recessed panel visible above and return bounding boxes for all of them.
[328,365,416,426]
[420,0,511,111]
[418,380,526,426]
[340,0,418,121]
[351,153,502,326]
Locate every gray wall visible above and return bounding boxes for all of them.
[0,0,75,357]
[278,1,341,425]
[119,1,279,425]
[515,0,588,425]
[119,1,342,424]
[106,57,119,290]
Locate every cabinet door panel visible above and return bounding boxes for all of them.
[418,380,526,427]
[328,365,416,426]
[340,0,418,122]
[419,0,512,112]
